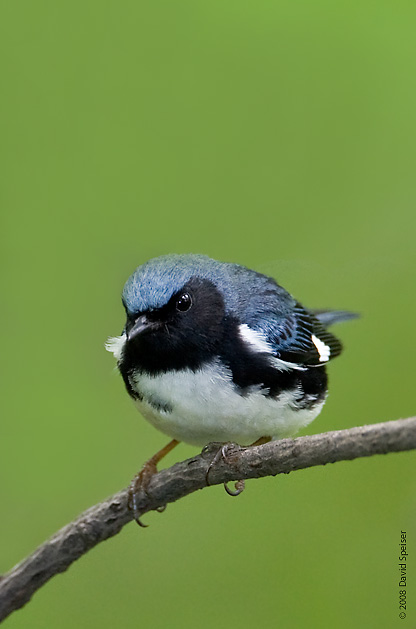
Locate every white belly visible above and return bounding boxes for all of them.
[129,359,324,446]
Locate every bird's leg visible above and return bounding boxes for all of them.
[206,436,271,496]
[128,439,179,527]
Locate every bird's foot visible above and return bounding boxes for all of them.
[128,460,160,527]
[127,439,179,527]
[204,442,246,497]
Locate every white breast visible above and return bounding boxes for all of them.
[129,359,324,446]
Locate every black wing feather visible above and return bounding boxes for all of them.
[254,303,345,367]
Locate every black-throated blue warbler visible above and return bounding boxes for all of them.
[107,254,356,524]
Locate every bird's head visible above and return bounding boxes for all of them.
[107,254,232,373]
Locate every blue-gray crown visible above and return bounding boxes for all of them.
[122,254,230,314]
[121,253,294,322]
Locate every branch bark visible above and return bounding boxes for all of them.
[1,416,415,622]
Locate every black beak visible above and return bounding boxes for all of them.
[126,314,157,342]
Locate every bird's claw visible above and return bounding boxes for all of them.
[224,479,245,496]
[128,460,159,527]
[205,443,232,485]
[205,443,246,496]
[127,439,178,528]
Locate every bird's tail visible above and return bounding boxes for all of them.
[312,309,359,327]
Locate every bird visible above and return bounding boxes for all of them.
[106,254,357,525]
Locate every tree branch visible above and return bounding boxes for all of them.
[1,417,415,622]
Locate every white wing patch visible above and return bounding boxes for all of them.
[105,333,126,361]
[238,324,306,372]
[238,324,274,354]
[311,334,330,362]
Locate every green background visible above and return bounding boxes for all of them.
[1,1,415,627]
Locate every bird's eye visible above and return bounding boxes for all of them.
[176,293,192,312]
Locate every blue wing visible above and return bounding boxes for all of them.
[228,265,357,368]
[242,284,356,367]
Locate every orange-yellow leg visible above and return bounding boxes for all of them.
[206,436,272,496]
[128,439,179,527]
